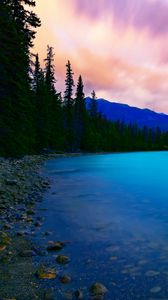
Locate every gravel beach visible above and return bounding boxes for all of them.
[0,155,57,300]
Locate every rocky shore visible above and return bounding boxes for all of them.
[0,155,53,299]
[0,154,108,300]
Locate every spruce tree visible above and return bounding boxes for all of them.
[64,60,74,108]
[89,90,98,117]
[43,46,64,150]
[0,0,40,155]
[44,46,56,95]
[33,53,42,91]
[74,75,86,149]
[33,54,49,150]
[63,60,75,150]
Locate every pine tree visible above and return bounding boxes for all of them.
[63,60,75,150]
[0,1,40,155]
[43,46,64,150]
[89,90,98,117]
[32,54,48,149]
[74,75,86,149]
[64,60,74,107]
[44,46,56,95]
[6,0,41,51]
[33,53,42,91]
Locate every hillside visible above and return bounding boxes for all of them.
[86,98,168,131]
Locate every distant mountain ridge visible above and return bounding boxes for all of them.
[86,97,168,132]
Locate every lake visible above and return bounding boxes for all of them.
[38,152,168,299]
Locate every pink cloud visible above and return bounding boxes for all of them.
[72,0,168,37]
[34,0,168,113]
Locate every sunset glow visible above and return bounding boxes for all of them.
[34,0,168,113]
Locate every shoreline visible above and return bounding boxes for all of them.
[0,155,50,299]
[0,154,72,299]
[0,153,90,300]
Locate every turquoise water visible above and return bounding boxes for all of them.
[40,152,168,299]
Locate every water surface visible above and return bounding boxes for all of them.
[39,152,168,299]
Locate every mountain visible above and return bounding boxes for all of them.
[86,98,168,132]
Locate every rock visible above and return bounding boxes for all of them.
[42,180,50,187]
[145,270,160,277]
[44,231,52,236]
[16,231,27,236]
[63,291,74,299]
[150,286,162,293]
[3,223,12,230]
[74,290,84,299]
[34,221,42,227]
[26,217,33,223]
[3,298,16,300]
[33,247,48,256]
[19,250,36,257]
[0,231,11,245]
[0,244,7,251]
[47,241,66,251]
[56,255,70,264]
[0,204,7,210]
[43,289,55,300]
[26,209,35,215]
[5,179,18,185]
[37,216,44,221]
[36,268,57,279]
[59,275,71,284]
[90,283,108,297]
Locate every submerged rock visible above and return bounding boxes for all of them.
[145,270,160,277]
[16,231,27,236]
[34,221,42,227]
[44,231,52,236]
[36,268,57,279]
[74,290,84,299]
[59,275,71,284]
[47,241,66,251]
[150,286,162,293]
[56,255,70,264]
[90,283,108,297]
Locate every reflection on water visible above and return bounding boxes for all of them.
[39,152,168,299]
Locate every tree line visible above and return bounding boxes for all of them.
[1,0,168,157]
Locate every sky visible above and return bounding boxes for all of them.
[34,0,168,113]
